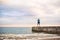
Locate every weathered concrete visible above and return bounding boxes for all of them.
[32,26,60,34]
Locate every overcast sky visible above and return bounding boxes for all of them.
[0,0,60,27]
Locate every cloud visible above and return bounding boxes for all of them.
[49,0,60,7]
[0,0,60,26]
[1,4,34,17]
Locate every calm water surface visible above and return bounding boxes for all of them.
[0,27,32,34]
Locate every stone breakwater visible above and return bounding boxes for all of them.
[0,34,60,40]
[32,26,60,34]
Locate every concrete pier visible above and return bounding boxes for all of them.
[32,26,60,34]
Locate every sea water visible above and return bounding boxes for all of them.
[0,27,32,34]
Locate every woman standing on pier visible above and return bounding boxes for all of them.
[37,19,40,26]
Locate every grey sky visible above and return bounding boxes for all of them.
[0,0,60,27]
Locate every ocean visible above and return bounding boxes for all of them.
[0,27,32,34]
